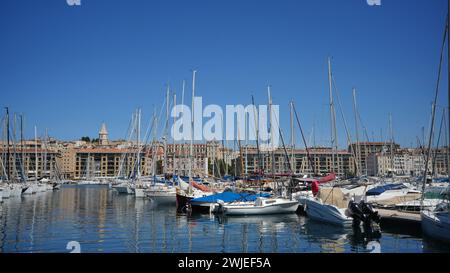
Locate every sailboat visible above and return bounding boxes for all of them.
[114,109,142,195]
[421,198,450,243]
[0,108,26,197]
[174,71,214,211]
[420,11,450,243]
[145,90,178,205]
[299,58,380,226]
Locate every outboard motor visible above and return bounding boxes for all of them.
[348,199,380,227]
[214,200,225,214]
[348,200,366,226]
[360,201,381,224]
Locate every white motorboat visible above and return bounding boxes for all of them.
[395,199,442,212]
[213,197,299,216]
[145,185,176,205]
[0,186,11,199]
[299,187,353,226]
[365,183,421,205]
[113,183,135,194]
[421,202,450,243]
[35,183,47,193]
[292,190,314,205]
[134,187,145,198]
[9,184,23,197]
[303,196,353,226]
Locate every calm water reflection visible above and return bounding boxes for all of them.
[0,185,449,253]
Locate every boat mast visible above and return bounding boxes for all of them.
[245,114,248,177]
[292,103,316,176]
[448,0,450,176]
[252,95,263,181]
[164,86,170,177]
[5,107,10,181]
[137,108,141,180]
[173,93,177,179]
[34,125,38,183]
[189,70,196,187]
[44,128,48,178]
[12,113,17,181]
[328,57,337,175]
[290,101,295,174]
[236,121,244,180]
[421,15,448,205]
[352,88,362,177]
[151,109,157,181]
[268,86,275,178]
[21,114,24,182]
[389,113,394,175]
[181,80,186,176]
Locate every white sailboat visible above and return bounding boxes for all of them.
[113,109,142,195]
[145,184,177,205]
[9,183,23,197]
[298,58,353,226]
[419,13,450,244]
[146,91,178,205]
[133,108,146,198]
[421,200,450,243]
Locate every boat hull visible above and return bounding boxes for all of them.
[305,198,353,226]
[113,186,134,194]
[0,187,11,198]
[176,192,193,212]
[134,188,145,198]
[191,203,215,214]
[149,194,176,205]
[222,201,299,216]
[23,184,35,195]
[421,210,450,243]
[9,184,23,197]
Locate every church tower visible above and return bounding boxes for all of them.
[99,123,109,146]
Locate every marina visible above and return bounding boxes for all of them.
[1,184,449,253]
[1,0,450,257]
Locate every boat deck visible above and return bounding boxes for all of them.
[377,208,422,229]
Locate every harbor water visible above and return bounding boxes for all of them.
[0,185,449,253]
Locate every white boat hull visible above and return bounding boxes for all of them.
[220,200,299,216]
[36,184,46,193]
[421,210,450,243]
[148,194,176,205]
[365,188,419,203]
[145,188,176,205]
[304,198,353,226]
[10,184,23,197]
[113,185,134,194]
[134,188,145,198]
[0,187,11,198]
[23,184,35,195]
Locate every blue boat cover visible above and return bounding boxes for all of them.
[190,191,271,203]
[366,183,407,196]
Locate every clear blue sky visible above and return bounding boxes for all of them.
[0,0,448,149]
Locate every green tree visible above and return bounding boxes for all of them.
[81,136,91,142]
